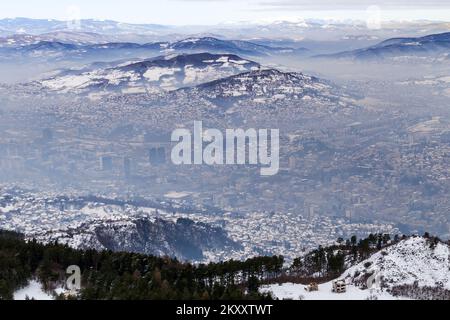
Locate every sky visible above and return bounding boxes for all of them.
[1,0,450,25]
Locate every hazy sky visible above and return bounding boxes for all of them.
[2,0,450,25]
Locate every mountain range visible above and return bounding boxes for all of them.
[318,31,450,61]
[0,17,170,36]
[2,17,450,41]
[0,36,307,62]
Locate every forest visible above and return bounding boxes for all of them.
[1,229,428,300]
[0,229,280,300]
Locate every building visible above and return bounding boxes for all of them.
[123,157,131,177]
[149,147,166,166]
[332,280,347,293]
[305,282,319,292]
[101,156,113,171]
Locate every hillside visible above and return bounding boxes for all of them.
[2,229,449,300]
[0,229,280,300]
[262,235,450,300]
[32,217,241,262]
[342,236,450,299]
[34,53,260,95]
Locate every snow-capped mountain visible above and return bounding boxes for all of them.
[0,32,118,47]
[0,18,170,36]
[0,40,160,62]
[32,217,241,262]
[0,36,303,63]
[35,53,260,94]
[318,32,450,62]
[169,37,301,56]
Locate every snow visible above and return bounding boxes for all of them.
[104,70,139,85]
[0,204,16,213]
[14,280,54,301]
[261,282,404,300]
[342,237,450,290]
[42,74,93,90]
[263,237,450,300]
[122,87,146,94]
[164,191,191,199]
[216,56,230,63]
[180,38,200,44]
[229,59,251,65]
[143,67,180,82]
[437,76,450,83]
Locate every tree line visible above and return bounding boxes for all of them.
[0,229,281,300]
[289,233,400,279]
[2,229,442,300]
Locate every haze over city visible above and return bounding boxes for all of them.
[1,0,450,303]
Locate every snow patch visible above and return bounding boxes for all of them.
[14,280,54,301]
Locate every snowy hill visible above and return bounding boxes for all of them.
[191,69,331,99]
[342,236,450,291]
[175,68,356,113]
[32,217,241,262]
[35,53,260,95]
[262,237,450,300]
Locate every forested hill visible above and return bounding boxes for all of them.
[2,229,447,300]
[0,229,280,300]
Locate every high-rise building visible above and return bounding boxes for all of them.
[124,157,131,177]
[149,147,166,166]
[101,156,113,171]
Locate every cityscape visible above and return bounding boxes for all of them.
[1,0,450,302]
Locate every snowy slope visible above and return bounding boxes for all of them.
[32,217,240,262]
[263,237,450,300]
[192,69,332,99]
[342,237,450,290]
[36,53,260,95]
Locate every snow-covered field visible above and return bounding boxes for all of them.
[261,282,404,300]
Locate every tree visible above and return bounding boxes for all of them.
[247,276,260,293]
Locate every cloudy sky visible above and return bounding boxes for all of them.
[2,0,450,25]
